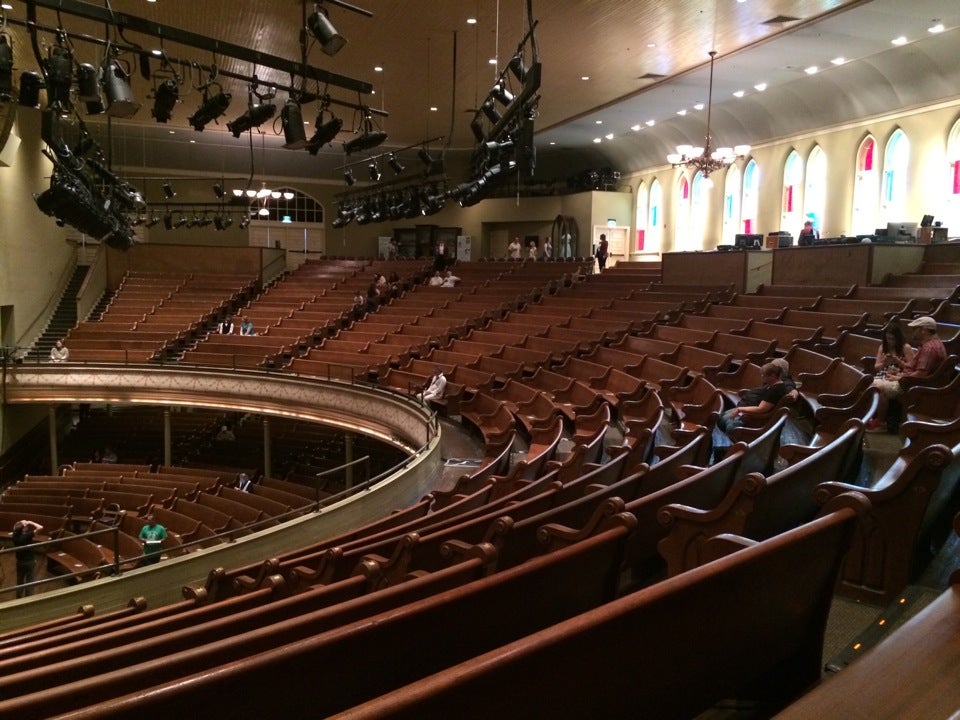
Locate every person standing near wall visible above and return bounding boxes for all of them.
[595,233,609,271]
[12,520,44,598]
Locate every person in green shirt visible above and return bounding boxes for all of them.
[138,514,168,565]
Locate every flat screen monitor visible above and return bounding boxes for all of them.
[921,214,935,227]
[887,221,917,240]
[734,233,763,249]
[777,235,793,248]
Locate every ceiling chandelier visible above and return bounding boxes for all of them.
[667,51,750,177]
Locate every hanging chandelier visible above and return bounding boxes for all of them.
[667,51,750,177]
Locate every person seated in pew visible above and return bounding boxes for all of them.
[101,446,118,464]
[440,271,460,288]
[240,316,256,336]
[236,472,253,492]
[718,361,790,434]
[49,339,70,363]
[138,514,168,565]
[869,316,946,432]
[875,322,915,375]
[352,290,366,319]
[798,219,819,246]
[770,357,800,402]
[427,271,444,287]
[420,366,447,404]
[216,424,236,442]
[218,316,235,334]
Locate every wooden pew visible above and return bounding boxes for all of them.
[330,495,868,720]
[0,518,637,717]
[657,421,865,575]
[811,421,960,602]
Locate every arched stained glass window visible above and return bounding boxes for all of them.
[723,164,742,244]
[852,135,880,234]
[742,159,759,235]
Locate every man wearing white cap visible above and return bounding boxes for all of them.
[869,316,946,431]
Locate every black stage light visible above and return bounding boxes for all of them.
[45,47,73,113]
[344,128,387,155]
[281,99,309,149]
[508,54,528,83]
[344,169,356,186]
[102,59,141,118]
[480,97,501,125]
[17,71,43,107]
[227,102,277,138]
[76,62,104,114]
[239,216,251,230]
[470,115,485,143]
[151,78,179,123]
[173,213,188,229]
[145,214,160,228]
[188,90,232,131]
[491,81,514,106]
[307,6,346,57]
[388,153,405,175]
[162,212,173,230]
[213,183,225,199]
[368,162,381,182]
[306,113,343,155]
[0,34,15,101]
[161,181,176,199]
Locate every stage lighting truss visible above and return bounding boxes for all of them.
[332,176,448,228]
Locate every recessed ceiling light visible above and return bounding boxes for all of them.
[466,17,477,25]
[733,90,745,97]
[677,109,687,116]
[374,66,383,72]
[645,119,655,127]
[605,133,614,140]
[647,42,656,48]
[488,58,497,65]
[593,138,602,144]
[549,141,556,145]
[151,49,162,56]
[830,57,846,66]
[928,23,945,34]
[168,130,175,134]
[804,65,818,75]
[595,120,603,124]
[631,124,641,131]
[429,106,438,112]
[693,103,705,110]
[581,76,590,81]
[753,83,767,92]
[891,35,907,45]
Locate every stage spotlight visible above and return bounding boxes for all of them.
[227,102,277,138]
[45,46,74,113]
[17,71,43,108]
[161,181,176,199]
[239,216,251,230]
[102,59,141,118]
[344,129,387,155]
[491,81,514,106]
[162,212,173,230]
[387,153,405,175]
[174,213,188,229]
[188,89,232,131]
[0,34,12,102]
[480,98,501,125]
[508,54,528,83]
[306,112,343,155]
[307,5,346,57]
[344,169,356,186]
[213,183,225,199]
[75,62,104,114]
[145,214,160,228]
[368,162,381,182]
[151,78,179,123]
[418,148,434,168]
[344,109,387,154]
[281,99,309,149]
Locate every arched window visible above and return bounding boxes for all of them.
[647,179,663,255]
[882,128,910,222]
[635,181,649,253]
[691,172,709,249]
[781,150,803,233]
[742,159,759,235]
[722,164,742,244]
[852,135,880,234]
[246,187,326,252]
[945,119,960,232]
[804,145,827,234]
[674,175,691,252]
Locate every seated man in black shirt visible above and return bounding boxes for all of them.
[718,361,790,433]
